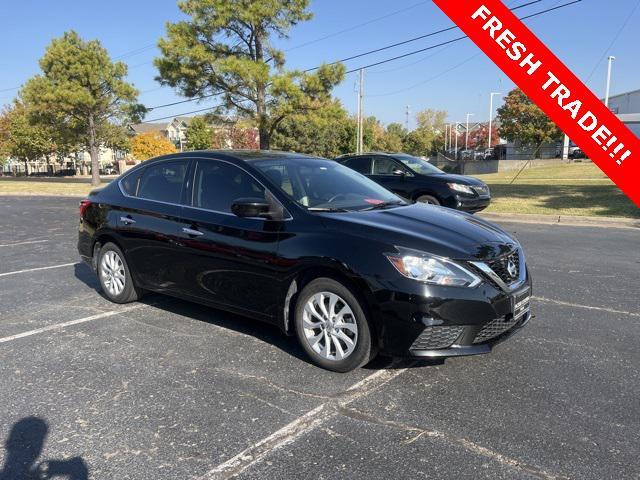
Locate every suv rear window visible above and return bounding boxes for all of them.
[342,157,372,175]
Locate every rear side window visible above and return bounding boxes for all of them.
[120,171,140,196]
[137,161,187,204]
[342,157,372,175]
[193,161,265,213]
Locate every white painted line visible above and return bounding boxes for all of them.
[0,239,49,248]
[0,305,141,344]
[202,363,410,480]
[533,296,640,317]
[0,262,78,278]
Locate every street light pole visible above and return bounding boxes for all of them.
[604,55,615,108]
[454,123,459,158]
[444,124,449,152]
[465,113,474,150]
[488,92,501,150]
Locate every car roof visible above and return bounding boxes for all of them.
[336,152,402,159]
[144,150,326,164]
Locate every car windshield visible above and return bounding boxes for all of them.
[253,158,404,212]
[395,154,444,175]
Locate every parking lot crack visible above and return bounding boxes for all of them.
[336,405,569,480]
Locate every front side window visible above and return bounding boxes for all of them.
[137,161,187,203]
[193,160,265,213]
[253,158,402,212]
[373,157,402,175]
[395,154,444,175]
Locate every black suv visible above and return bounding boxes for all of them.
[337,152,491,213]
[78,151,530,372]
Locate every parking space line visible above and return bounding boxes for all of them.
[202,362,412,480]
[0,239,49,248]
[533,296,640,317]
[0,262,78,278]
[0,305,142,344]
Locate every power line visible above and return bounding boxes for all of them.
[303,0,544,72]
[585,0,640,82]
[285,1,430,52]
[142,105,224,123]
[343,0,582,74]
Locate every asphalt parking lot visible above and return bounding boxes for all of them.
[0,195,638,480]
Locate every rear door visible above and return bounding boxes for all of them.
[116,158,190,292]
[175,158,282,321]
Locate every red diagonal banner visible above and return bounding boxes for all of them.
[433,0,640,208]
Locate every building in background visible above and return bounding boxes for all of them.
[605,88,640,139]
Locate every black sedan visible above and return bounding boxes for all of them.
[78,151,530,372]
[336,152,491,213]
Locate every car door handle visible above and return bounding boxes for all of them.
[120,216,136,225]
[182,227,204,237]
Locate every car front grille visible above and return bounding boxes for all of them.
[473,185,491,198]
[486,250,520,285]
[410,326,464,350]
[473,315,521,344]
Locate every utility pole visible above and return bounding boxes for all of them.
[444,124,449,152]
[405,105,411,131]
[465,113,474,150]
[605,55,615,107]
[488,93,501,150]
[357,69,365,154]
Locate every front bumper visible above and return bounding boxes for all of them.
[456,195,491,213]
[369,273,532,358]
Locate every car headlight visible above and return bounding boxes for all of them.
[447,183,475,195]
[386,247,481,287]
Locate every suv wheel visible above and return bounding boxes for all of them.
[294,278,375,372]
[97,242,141,304]
[416,194,440,205]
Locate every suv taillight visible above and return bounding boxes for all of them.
[79,199,92,218]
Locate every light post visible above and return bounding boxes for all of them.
[444,124,449,152]
[605,55,615,107]
[488,92,501,150]
[465,113,474,150]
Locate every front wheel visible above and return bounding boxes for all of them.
[97,242,141,304]
[294,278,375,372]
[416,194,440,205]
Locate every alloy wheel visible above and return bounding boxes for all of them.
[100,250,126,297]
[302,292,358,361]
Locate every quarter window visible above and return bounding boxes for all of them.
[193,161,265,213]
[137,161,187,203]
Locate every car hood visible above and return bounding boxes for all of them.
[320,203,517,260]
[424,173,486,186]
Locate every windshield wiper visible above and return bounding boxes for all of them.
[308,207,350,212]
[361,200,407,211]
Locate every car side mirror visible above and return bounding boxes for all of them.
[392,169,406,177]
[231,198,272,219]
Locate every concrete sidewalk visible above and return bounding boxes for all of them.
[480,211,640,229]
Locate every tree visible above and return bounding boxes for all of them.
[402,109,447,156]
[497,88,561,149]
[131,132,177,160]
[271,99,353,157]
[21,31,143,185]
[155,0,345,149]
[185,117,213,150]
[380,123,408,152]
[0,102,58,174]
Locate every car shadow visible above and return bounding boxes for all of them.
[0,416,89,480]
[73,262,441,371]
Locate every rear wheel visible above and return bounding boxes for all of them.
[97,242,141,304]
[294,278,375,372]
[416,194,440,205]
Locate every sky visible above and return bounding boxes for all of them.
[1,0,639,130]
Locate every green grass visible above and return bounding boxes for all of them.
[475,163,639,219]
[0,180,102,196]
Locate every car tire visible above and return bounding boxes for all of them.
[416,194,440,205]
[97,242,141,304]
[294,278,376,372]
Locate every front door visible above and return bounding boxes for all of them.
[369,156,413,199]
[175,158,282,321]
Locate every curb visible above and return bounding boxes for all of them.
[479,212,640,230]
